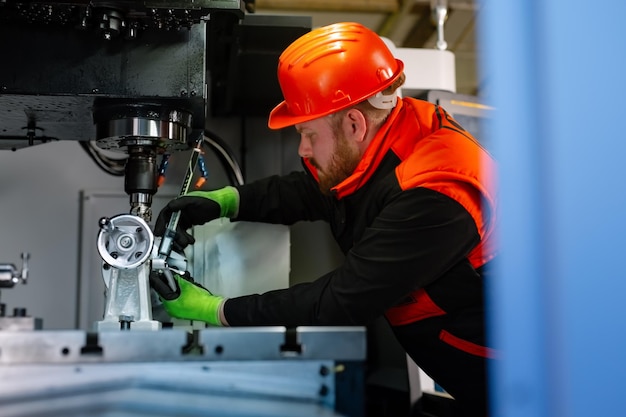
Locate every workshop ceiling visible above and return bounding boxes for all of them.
[254,0,481,97]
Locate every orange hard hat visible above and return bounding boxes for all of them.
[268,22,404,130]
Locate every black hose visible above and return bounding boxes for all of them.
[203,129,245,186]
[79,141,126,177]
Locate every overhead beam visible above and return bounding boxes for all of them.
[401,4,436,48]
[411,0,477,12]
[378,0,423,46]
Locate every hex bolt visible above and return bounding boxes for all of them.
[119,236,132,248]
[119,315,134,330]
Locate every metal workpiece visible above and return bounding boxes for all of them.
[95,211,191,331]
[97,262,161,331]
[96,214,160,331]
[97,215,153,270]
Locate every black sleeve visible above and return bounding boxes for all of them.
[224,188,481,327]
[235,171,331,225]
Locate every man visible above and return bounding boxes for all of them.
[152,22,498,417]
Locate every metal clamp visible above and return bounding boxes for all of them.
[0,252,29,288]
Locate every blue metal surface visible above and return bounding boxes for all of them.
[0,361,342,417]
[478,1,626,416]
[0,327,366,416]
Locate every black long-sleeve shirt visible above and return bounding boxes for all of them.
[226,171,480,327]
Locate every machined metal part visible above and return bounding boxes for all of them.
[95,214,190,331]
[97,215,153,270]
[98,262,161,331]
[96,214,159,331]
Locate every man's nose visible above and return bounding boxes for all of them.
[298,136,312,158]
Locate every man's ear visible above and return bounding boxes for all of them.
[344,108,368,142]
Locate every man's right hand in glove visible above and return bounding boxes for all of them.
[154,186,239,249]
[150,271,226,326]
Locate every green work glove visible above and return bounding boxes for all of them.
[154,186,239,249]
[150,271,225,326]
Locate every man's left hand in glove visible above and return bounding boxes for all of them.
[150,271,226,326]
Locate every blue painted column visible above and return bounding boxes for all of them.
[478,1,626,416]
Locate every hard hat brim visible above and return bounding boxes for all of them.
[267,101,328,130]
